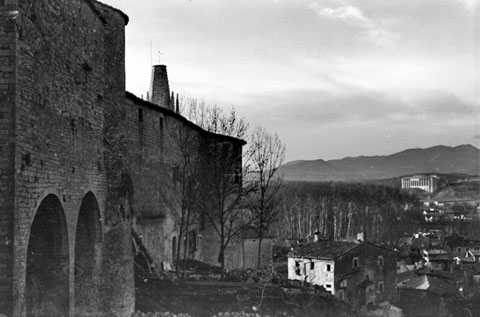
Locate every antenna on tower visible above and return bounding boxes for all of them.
[158,51,163,64]
[150,40,153,66]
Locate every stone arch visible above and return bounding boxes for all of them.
[74,191,102,316]
[26,194,69,316]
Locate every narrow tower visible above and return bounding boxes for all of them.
[150,65,173,110]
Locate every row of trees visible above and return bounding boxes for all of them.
[165,98,286,270]
[272,182,420,243]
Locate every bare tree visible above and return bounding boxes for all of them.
[200,139,251,269]
[180,96,248,140]
[246,126,286,268]
[160,119,201,274]
[182,99,251,269]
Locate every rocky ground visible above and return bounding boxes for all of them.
[133,259,353,317]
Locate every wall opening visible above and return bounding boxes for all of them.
[74,192,102,316]
[26,194,69,316]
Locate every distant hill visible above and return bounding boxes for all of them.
[280,144,480,182]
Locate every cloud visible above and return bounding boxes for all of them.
[310,4,399,47]
[317,5,370,26]
[456,0,479,12]
[240,87,477,135]
[240,88,479,161]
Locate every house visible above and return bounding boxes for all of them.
[397,273,462,317]
[449,236,480,259]
[424,248,451,271]
[288,239,396,308]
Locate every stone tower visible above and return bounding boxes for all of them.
[150,64,174,110]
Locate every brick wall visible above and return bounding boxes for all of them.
[126,93,202,269]
[97,2,134,315]
[0,0,131,316]
[335,243,397,308]
[0,1,17,314]
[125,92,246,272]
[13,0,109,314]
[0,0,244,314]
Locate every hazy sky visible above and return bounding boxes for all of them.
[102,0,479,162]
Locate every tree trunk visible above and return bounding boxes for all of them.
[257,234,263,268]
[218,246,225,270]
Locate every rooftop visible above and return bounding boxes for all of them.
[397,274,460,296]
[290,240,360,260]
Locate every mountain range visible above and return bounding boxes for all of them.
[280,144,480,182]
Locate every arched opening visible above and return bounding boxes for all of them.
[74,192,102,316]
[26,194,69,316]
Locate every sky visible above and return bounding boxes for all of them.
[102,0,479,162]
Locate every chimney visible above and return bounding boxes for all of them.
[175,93,180,113]
[357,232,365,242]
[150,65,173,110]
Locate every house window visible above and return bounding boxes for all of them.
[378,256,384,267]
[325,284,332,289]
[338,290,345,300]
[138,108,144,122]
[378,281,384,293]
[234,167,241,184]
[326,264,331,272]
[188,230,197,254]
[295,261,301,276]
[310,262,315,270]
[353,257,359,268]
[457,247,462,253]
[340,279,348,288]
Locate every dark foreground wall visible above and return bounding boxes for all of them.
[0,0,132,316]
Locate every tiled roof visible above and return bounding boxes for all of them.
[411,236,430,249]
[290,240,360,260]
[426,249,448,255]
[398,275,459,296]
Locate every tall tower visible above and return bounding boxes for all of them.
[150,64,173,110]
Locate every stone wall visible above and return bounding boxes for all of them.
[0,1,17,313]
[335,243,397,308]
[0,0,132,315]
[0,0,245,315]
[126,92,245,273]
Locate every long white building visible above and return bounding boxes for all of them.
[401,175,439,193]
